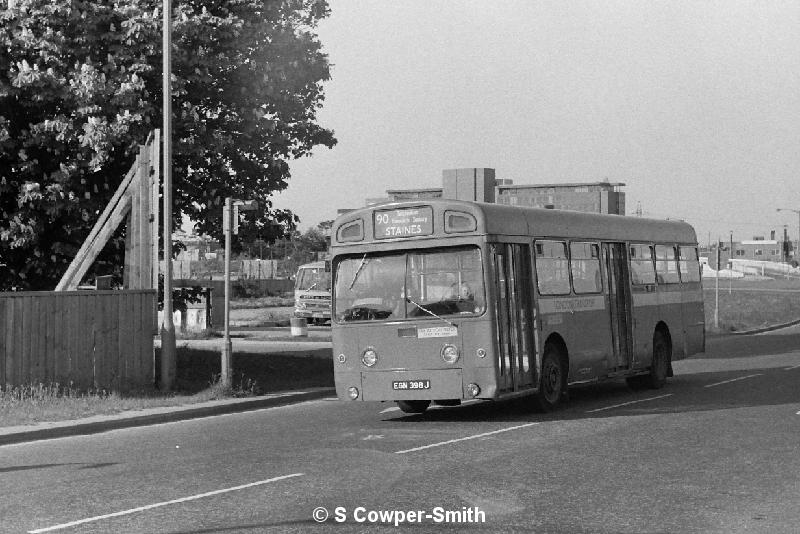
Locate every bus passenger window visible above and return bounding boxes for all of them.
[655,245,680,284]
[570,242,602,294]
[679,246,701,282]
[535,240,570,295]
[630,244,656,285]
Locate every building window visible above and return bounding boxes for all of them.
[754,249,763,256]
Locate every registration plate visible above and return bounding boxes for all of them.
[392,379,430,390]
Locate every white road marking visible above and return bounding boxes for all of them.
[380,406,401,414]
[27,473,304,533]
[703,374,763,388]
[394,422,539,454]
[585,394,673,413]
[784,364,800,370]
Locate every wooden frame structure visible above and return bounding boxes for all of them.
[56,130,161,291]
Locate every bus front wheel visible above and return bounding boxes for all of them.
[533,344,566,412]
[396,400,431,414]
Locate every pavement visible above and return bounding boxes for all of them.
[2,325,336,447]
[0,387,336,446]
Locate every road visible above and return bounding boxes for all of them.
[2,330,800,533]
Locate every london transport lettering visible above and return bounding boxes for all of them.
[374,207,434,239]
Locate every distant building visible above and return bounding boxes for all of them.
[702,234,793,269]
[378,168,626,215]
[496,181,625,215]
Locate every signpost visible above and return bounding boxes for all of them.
[221,198,259,389]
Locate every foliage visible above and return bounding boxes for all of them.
[0,0,335,290]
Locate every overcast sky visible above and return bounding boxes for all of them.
[273,0,800,245]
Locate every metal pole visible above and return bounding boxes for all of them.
[714,238,719,330]
[159,0,176,390]
[729,231,733,294]
[221,197,233,389]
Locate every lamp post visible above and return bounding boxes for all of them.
[221,198,259,389]
[776,208,800,264]
[160,0,176,390]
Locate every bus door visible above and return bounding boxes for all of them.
[491,244,535,392]
[602,243,634,370]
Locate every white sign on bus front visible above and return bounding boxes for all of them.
[374,207,434,239]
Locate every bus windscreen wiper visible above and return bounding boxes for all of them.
[405,296,455,328]
[348,253,368,290]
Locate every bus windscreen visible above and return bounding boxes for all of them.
[334,246,485,322]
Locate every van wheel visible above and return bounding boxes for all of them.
[533,343,566,412]
[397,400,431,414]
[647,331,670,389]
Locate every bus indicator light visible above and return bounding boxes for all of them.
[347,387,359,400]
[466,383,481,397]
[361,348,378,367]
[337,354,347,364]
[441,344,460,364]
[476,348,487,358]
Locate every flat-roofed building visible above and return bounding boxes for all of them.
[495,181,625,215]
[377,168,625,216]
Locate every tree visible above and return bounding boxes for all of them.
[0,0,336,290]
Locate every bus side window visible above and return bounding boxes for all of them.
[535,240,570,295]
[655,245,680,284]
[679,246,701,282]
[570,242,602,294]
[630,244,656,285]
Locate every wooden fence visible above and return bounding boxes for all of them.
[0,290,157,390]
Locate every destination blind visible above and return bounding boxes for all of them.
[374,207,434,239]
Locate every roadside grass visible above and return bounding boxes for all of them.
[704,279,800,333]
[1,347,333,428]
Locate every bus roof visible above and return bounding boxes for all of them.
[331,199,697,247]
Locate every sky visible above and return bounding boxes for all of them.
[272,0,800,245]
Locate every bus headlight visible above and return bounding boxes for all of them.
[361,348,378,367]
[466,383,481,397]
[347,387,359,400]
[441,344,459,364]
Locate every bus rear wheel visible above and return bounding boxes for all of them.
[396,400,431,414]
[533,344,566,412]
[647,331,669,389]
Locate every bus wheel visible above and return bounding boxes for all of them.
[533,344,566,412]
[647,331,670,389]
[397,400,431,414]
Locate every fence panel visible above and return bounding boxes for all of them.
[0,290,156,390]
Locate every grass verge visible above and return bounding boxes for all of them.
[2,346,333,428]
